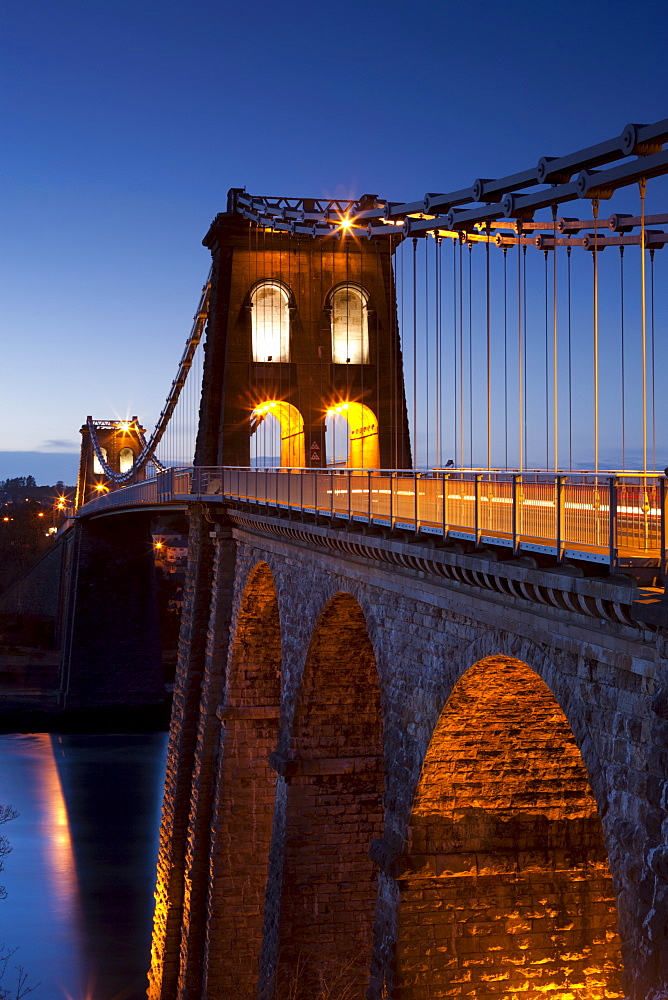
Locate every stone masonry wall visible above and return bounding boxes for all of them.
[153,517,668,1000]
[394,655,623,998]
[148,511,234,1000]
[203,563,281,998]
[273,593,384,999]
[59,514,163,708]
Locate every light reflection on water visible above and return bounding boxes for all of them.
[36,734,81,923]
[0,732,168,1000]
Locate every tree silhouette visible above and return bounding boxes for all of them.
[0,806,38,999]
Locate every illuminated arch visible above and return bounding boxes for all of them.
[251,280,291,362]
[252,400,305,467]
[276,592,383,998]
[330,283,369,364]
[326,401,379,468]
[119,447,134,473]
[203,562,281,997]
[394,655,624,1000]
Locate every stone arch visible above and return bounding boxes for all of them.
[203,561,282,998]
[252,400,305,468]
[394,654,624,1000]
[430,631,613,815]
[274,591,384,998]
[326,401,380,469]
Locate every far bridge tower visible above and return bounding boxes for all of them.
[75,416,146,509]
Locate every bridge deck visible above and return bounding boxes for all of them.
[75,467,667,573]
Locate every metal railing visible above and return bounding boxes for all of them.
[77,466,668,572]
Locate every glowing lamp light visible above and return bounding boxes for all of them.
[327,402,350,416]
[154,541,164,550]
[118,421,132,433]
[94,484,108,493]
[338,216,354,231]
[252,401,278,417]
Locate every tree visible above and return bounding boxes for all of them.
[0,479,36,498]
[0,805,17,900]
[0,807,38,999]
[0,948,36,1000]
[0,499,53,592]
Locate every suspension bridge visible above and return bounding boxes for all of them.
[75,119,668,580]
[45,118,668,999]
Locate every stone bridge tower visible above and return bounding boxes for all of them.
[196,192,412,470]
[75,417,146,509]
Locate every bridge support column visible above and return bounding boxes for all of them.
[201,562,282,999]
[259,593,384,1000]
[59,515,164,709]
[149,508,237,1000]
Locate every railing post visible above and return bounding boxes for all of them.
[300,468,304,513]
[414,470,419,533]
[474,474,482,546]
[368,470,371,523]
[608,475,618,573]
[348,470,352,522]
[442,472,447,540]
[389,471,394,529]
[642,477,651,553]
[330,469,334,519]
[556,475,564,563]
[661,476,668,583]
[512,474,520,556]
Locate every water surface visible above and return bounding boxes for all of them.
[0,732,168,1000]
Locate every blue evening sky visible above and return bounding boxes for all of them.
[1,0,667,482]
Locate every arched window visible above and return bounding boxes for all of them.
[251,281,290,362]
[119,447,134,473]
[330,284,369,364]
[93,447,108,475]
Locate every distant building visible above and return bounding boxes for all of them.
[152,533,189,573]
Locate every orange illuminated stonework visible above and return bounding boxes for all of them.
[202,563,281,996]
[148,523,666,1000]
[272,592,384,998]
[394,656,623,999]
